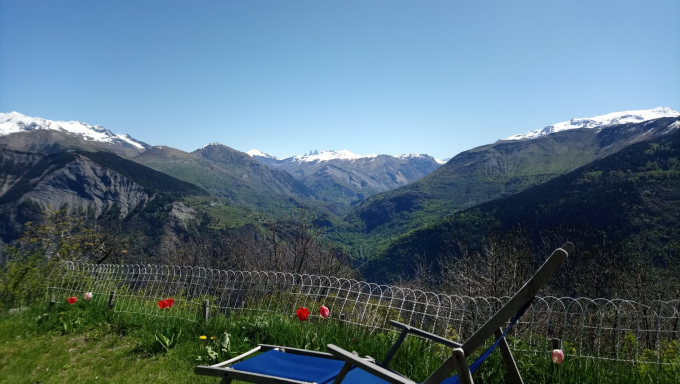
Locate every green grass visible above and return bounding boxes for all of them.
[1,301,678,384]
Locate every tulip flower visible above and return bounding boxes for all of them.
[84,292,93,300]
[296,307,310,321]
[320,305,330,319]
[552,349,564,364]
[67,296,77,305]
[157,298,175,309]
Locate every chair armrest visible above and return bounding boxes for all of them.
[390,321,462,349]
[326,344,416,384]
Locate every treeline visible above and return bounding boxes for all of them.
[0,207,355,307]
[2,206,678,309]
[395,229,680,303]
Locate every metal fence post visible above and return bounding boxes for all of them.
[203,299,210,321]
[108,291,116,310]
[552,338,563,350]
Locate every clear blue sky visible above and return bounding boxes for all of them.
[1,1,678,159]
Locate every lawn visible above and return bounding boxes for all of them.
[0,300,678,384]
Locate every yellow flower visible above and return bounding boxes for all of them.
[199,335,207,340]
[210,336,215,340]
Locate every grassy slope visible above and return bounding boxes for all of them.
[0,323,211,384]
[1,302,678,384]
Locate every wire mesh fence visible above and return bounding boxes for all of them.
[49,261,680,364]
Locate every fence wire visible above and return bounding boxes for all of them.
[49,261,680,364]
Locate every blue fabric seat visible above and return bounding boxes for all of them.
[229,349,347,383]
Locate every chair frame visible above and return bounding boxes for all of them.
[326,242,573,384]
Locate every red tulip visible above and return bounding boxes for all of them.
[158,300,169,309]
[67,296,77,305]
[319,305,330,319]
[552,349,564,364]
[165,298,175,308]
[296,307,310,321]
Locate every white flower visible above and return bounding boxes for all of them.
[84,292,93,300]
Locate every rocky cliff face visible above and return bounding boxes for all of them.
[0,150,42,196]
[19,155,152,217]
[0,149,158,243]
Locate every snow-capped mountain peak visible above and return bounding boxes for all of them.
[504,107,680,141]
[0,111,147,149]
[290,149,378,162]
[246,149,277,159]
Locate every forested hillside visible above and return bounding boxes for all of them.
[344,118,680,247]
[360,129,680,297]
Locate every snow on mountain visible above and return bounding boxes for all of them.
[397,153,446,164]
[397,153,426,160]
[246,149,277,159]
[289,149,378,163]
[201,142,224,149]
[248,149,447,164]
[0,111,147,149]
[504,107,680,141]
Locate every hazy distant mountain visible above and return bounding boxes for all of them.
[247,149,443,212]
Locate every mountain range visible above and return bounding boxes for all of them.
[343,110,680,249]
[0,107,678,281]
[0,112,445,214]
[247,149,443,212]
[361,126,680,286]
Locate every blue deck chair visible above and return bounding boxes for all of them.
[326,242,573,384]
[194,243,572,384]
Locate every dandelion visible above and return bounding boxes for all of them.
[67,296,77,305]
[84,292,93,300]
[296,307,310,321]
[210,336,215,340]
[199,335,207,340]
[319,305,330,319]
[552,349,564,364]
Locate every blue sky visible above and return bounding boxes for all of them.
[1,0,678,159]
